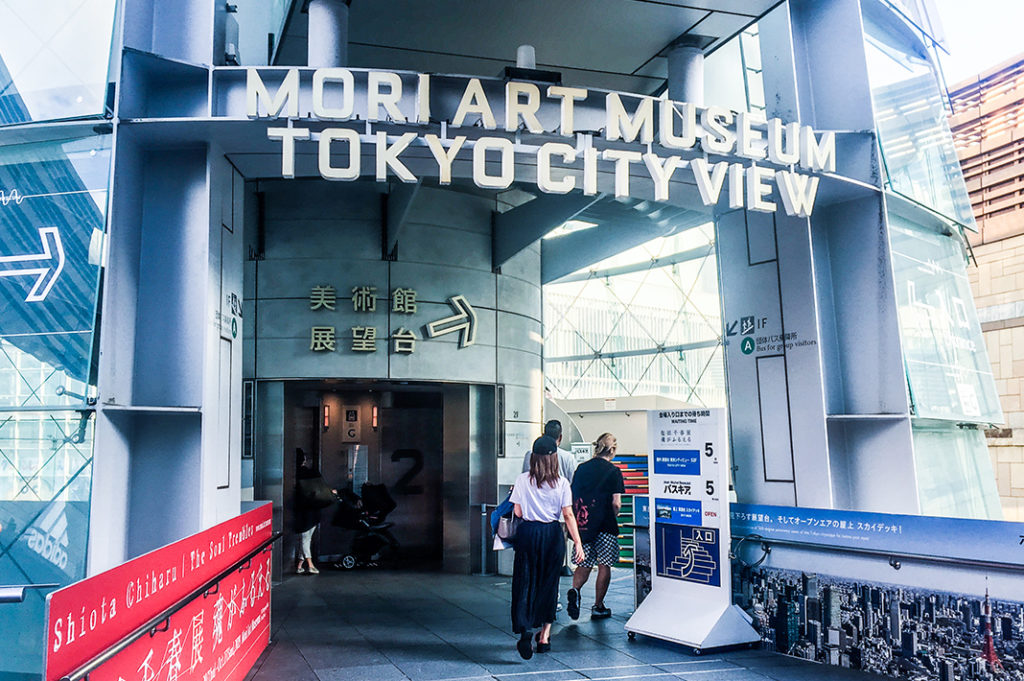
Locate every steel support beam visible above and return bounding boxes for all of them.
[385,180,421,256]
[492,193,603,270]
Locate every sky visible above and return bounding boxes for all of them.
[930,0,1024,85]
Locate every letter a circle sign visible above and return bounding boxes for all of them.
[740,337,755,355]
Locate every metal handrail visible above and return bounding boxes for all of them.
[0,583,59,604]
[60,532,282,681]
[730,533,1024,573]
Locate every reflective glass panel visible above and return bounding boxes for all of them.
[233,0,291,65]
[912,422,1001,520]
[0,135,111,404]
[888,211,1001,422]
[0,411,93,677]
[704,26,765,115]
[0,0,118,124]
[863,15,976,227]
[544,225,725,405]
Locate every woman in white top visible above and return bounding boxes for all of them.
[509,436,585,659]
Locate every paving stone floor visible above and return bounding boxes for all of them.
[246,568,892,681]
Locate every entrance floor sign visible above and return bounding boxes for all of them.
[44,503,273,681]
[626,409,759,650]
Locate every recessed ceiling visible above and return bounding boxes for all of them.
[276,0,782,95]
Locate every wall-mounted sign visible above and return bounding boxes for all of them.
[307,283,476,354]
[246,69,832,218]
[626,409,758,651]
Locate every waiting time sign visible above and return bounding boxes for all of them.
[626,409,758,651]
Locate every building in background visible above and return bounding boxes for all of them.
[950,54,1024,521]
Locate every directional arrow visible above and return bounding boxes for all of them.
[0,226,65,303]
[725,320,738,336]
[425,295,477,348]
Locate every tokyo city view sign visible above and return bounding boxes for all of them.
[246,68,833,218]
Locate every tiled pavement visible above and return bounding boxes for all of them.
[246,568,892,681]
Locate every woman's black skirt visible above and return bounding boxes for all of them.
[511,520,565,634]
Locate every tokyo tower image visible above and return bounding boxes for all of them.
[982,589,1004,673]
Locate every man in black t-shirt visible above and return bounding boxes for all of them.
[566,433,625,620]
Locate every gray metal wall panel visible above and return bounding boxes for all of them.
[389,261,497,309]
[756,355,796,482]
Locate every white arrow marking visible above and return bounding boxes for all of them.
[425,295,477,348]
[0,226,66,302]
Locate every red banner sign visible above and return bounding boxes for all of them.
[45,504,273,681]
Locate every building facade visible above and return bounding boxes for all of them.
[950,55,1024,521]
[0,0,1005,676]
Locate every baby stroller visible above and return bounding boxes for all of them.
[331,483,399,569]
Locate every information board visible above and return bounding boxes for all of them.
[625,409,758,650]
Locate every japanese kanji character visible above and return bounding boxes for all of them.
[393,327,416,354]
[352,326,377,352]
[352,286,377,312]
[310,285,337,311]
[310,326,336,351]
[392,287,417,314]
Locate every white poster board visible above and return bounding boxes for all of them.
[625,408,759,650]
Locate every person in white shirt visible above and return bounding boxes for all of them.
[509,436,585,660]
[521,420,576,482]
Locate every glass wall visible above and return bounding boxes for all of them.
[0,133,110,677]
[912,423,1002,519]
[544,224,725,407]
[863,13,976,228]
[0,0,118,125]
[888,211,1001,422]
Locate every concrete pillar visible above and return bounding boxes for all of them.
[667,44,704,105]
[516,45,536,69]
[308,0,349,68]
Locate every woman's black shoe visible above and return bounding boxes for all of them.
[534,632,550,653]
[517,631,534,660]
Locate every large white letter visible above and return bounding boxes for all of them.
[318,128,360,180]
[424,134,466,185]
[473,137,514,189]
[605,94,654,143]
[417,73,431,123]
[547,86,588,136]
[602,149,643,197]
[506,82,544,133]
[268,127,310,178]
[375,131,418,182]
[776,170,820,217]
[690,158,729,206]
[701,106,735,155]
[538,143,577,194]
[737,112,767,160]
[800,127,836,172]
[368,71,406,123]
[312,68,354,120]
[643,153,684,202]
[659,100,697,150]
[452,79,496,129]
[767,119,801,165]
[746,165,777,213]
[247,68,299,118]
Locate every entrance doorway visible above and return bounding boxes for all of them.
[262,381,497,577]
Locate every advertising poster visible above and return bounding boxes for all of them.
[731,503,1024,680]
[44,503,272,681]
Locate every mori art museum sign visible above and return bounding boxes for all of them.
[245,68,835,217]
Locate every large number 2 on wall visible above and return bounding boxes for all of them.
[391,449,424,495]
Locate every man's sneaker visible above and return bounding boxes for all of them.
[567,588,581,620]
[591,605,612,619]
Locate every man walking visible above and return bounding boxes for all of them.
[522,420,576,482]
[567,433,624,620]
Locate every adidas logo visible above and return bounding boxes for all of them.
[25,502,70,570]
